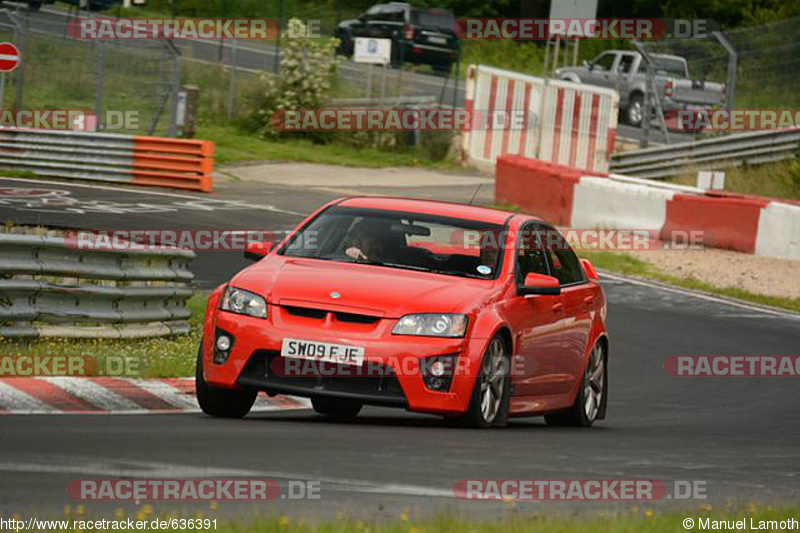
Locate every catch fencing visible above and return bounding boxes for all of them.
[0,7,181,137]
[637,16,800,113]
[462,64,619,173]
[0,128,214,192]
[0,229,196,339]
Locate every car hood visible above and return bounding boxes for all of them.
[337,19,359,29]
[231,257,498,318]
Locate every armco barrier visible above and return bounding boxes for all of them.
[0,230,196,338]
[0,129,214,192]
[464,65,619,173]
[496,155,800,261]
[610,128,800,179]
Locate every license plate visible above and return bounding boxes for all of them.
[281,338,365,366]
[429,36,447,45]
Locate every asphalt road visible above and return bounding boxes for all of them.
[0,176,799,520]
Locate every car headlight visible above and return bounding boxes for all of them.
[220,287,267,319]
[392,314,467,338]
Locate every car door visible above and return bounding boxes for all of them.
[502,222,567,399]
[615,53,637,108]
[585,52,619,89]
[541,225,593,393]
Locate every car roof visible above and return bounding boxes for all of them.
[336,196,531,225]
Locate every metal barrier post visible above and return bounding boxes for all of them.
[95,40,105,130]
[713,31,737,111]
[167,40,181,137]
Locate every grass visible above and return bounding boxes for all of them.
[200,123,460,168]
[579,250,800,313]
[17,504,800,532]
[665,159,800,202]
[0,293,207,378]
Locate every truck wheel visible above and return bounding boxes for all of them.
[627,93,644,127]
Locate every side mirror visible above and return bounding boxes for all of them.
[580,258,599,281]
[358,13,367,21]
[583,60,592,69]
[244,241,272,261]
[520,273,561,296]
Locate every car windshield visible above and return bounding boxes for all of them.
[280,207,505,279]
[653,56,688,78]
[411,9,455,29]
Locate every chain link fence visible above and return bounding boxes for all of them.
[0,7,181,136]
[638,15,800,112]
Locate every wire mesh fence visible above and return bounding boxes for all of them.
[0,7,179,136]
[637,15,800,111]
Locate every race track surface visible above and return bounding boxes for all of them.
[0,177,798,519]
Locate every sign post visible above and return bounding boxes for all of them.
[353,38,392,102]
[0,42,21,108]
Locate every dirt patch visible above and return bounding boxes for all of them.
[628,247,800,300]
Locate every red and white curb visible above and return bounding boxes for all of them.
[0,377,311,415]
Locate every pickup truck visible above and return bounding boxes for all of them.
[556,50,725,127]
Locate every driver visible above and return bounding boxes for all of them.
[344,220,387,262]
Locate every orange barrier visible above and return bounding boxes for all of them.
[131,135,214,192]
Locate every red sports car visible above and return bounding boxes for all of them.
[197,197,608,428]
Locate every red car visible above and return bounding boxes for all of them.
[197,197,608,428]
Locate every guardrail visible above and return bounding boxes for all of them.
[0,129,214,192]
[610,128,800,179]
[0,231,196,339]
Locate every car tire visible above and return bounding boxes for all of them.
[460,334,511,429]
[626,93,644,127]
[195,345,257,419]
[545,342,606,427]
[433,61,453,75]
[311,397,363,420]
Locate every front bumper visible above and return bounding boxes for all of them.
[203,304,484,415]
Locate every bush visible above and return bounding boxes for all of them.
[256,19,340,141]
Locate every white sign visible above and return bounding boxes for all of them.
[549,0,599,37]
[697,171,725,191]
[353,37,392,65]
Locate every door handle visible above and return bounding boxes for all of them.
[551,303,564,313]
[584,296,595,306]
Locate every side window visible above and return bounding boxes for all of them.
[362,5,383,21]
[379,6,406,23]
[516,224,549,283]
[618,55,634,74]
[542,227,585,285]
[592,53,616,72]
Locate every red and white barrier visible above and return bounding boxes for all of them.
[463,65,619,173]
[496,155,800,261]
[0,377,310,415]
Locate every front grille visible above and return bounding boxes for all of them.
[281,305,380,325]
[238,351,406,407]
[334,311,380,324]
[283,306,327,319]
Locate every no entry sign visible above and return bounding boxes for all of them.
[0,42,21,73]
